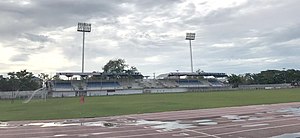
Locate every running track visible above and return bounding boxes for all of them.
[1,102,300,138]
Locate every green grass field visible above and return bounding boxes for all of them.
[1,88,300,121]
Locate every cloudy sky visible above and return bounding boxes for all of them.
[0,0,300,77]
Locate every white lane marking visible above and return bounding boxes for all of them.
[90,132,111,135]
[217,123,300,136]
[25,122,79,127]
[192,122,300,138]
[29,136,53,138]
[172,132,190,136]
[184,129,221,138]
[3,126,145,137]
[241,123,269,128]
[272,132,300,138]
[192,116,299,131]
[1,124,138,133]
[105,130,185,138]
[53,134,68,137]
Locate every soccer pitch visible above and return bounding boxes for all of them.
[0,88,300,121]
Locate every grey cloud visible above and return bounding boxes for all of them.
[263,24,300,44]
[22,33,53,43]
[30,0,123,26]
[10,54,29,62]
[1,0,300,75]
[0,0,126,41]
[127,0,183,10]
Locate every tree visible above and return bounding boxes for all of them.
[228,69,300,85]
[38,73,50,87]
[52,75,62,81]
[187,69,204,79]
[5,70,40,91]
[241,73,254,84]
[103,59,128,74]
[124,66,138,75]
[228,74,242,88]
[102,59,139,75]
[0,77,10,91]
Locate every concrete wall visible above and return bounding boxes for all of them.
[52,92,76,97]
[50,87,233,97]
[145,88,188,93]
[238,83,292,90]
[108,89,143,95]
[87,91,107,96]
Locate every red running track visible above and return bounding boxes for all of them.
[1,102,300,138]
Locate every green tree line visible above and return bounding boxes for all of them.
[228,69,300,87]
[0,70,41,91]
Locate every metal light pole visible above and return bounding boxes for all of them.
[186,33,196,73]
[77,22,91,73]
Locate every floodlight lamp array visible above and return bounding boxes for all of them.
[186,33,195,40]
[77,22,91,32]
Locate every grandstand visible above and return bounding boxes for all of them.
[47,72,230,97]
[1,70,294,99]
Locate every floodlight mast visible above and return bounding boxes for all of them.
[186,33,196,73]
[77,22,91,73]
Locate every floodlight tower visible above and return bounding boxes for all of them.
[77,22,91,73]
[186,33,196,73]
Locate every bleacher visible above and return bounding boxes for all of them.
[158,79,179,88]
[118,80,143,89]
[53,81,72,91]
[48,72,229,97]
[87,81,121,90]
[177,80,200,85]
[176,80,209,88]
[139,80,167,88]
[208,79,224,87]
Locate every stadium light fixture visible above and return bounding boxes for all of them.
[77,22,91,73]
[186,33,196,72]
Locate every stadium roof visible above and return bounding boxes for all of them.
[157,72,227,79]
[56,72,143,78]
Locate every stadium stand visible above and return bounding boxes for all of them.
[157,79,179,88]
[87,81,121,90]
[52,81,72,91]
[47,72,230,97]
[208,79,225,87]
[118,80,143,89]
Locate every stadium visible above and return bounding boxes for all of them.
[2,1,300,137]
[0,20,299,138]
